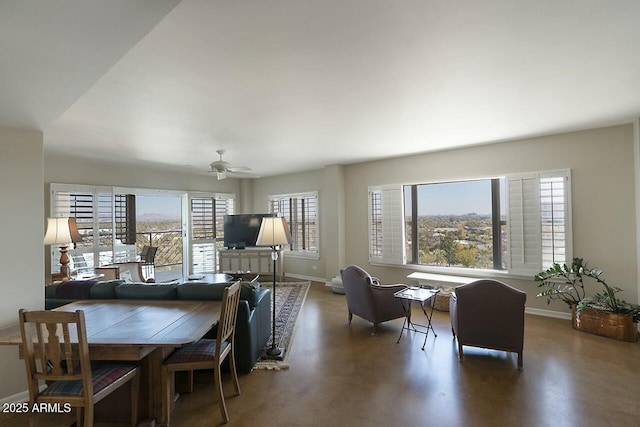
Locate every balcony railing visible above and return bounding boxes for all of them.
[135,230,183,272]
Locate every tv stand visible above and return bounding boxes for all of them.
[218,247,284,279]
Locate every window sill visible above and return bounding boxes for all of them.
[368,262,535,281]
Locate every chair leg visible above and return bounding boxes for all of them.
[372,322,379,335]
[214,367,229,423]
[458,342,464,362]
[83,405,93,427]
[517,351,523,369]
[186,370,194,393]
[130,370,140,427]
[348,311,353,324]
[228,348,241,397]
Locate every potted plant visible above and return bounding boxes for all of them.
[534,258,640,342]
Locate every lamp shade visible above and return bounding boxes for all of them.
[43,217,73,245]
[256,216,292,246]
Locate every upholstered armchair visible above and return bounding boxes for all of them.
[340,265,408,334]
[450,279,526,368]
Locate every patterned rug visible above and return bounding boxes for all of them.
[254,281,310,370]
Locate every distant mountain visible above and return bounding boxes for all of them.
[137,213,181,222]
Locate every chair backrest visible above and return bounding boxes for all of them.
[340,265,376,320]
[453,279,526,349]
[141,246,158,264]
[216,281,242,356]
[19,309,93,404]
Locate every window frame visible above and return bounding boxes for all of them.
[403,177,504,270]
[367,170,572,278]
[268,191,320,259]
[50,183,237,277]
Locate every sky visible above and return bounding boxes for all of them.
[136,194,182,219]
[412,180,493,216]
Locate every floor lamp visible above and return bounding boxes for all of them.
[256,216,292,360]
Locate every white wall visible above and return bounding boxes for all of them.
[249,124,638,314]
[45,153,241,195]
[0,127,44,398]
[344,124,637,312]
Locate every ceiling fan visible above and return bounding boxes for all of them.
[208,149,257,180]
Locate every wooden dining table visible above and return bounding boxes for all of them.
[0,299,222,425]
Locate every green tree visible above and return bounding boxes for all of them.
[439,234,458,266]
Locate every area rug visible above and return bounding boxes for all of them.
[254,281,310,370]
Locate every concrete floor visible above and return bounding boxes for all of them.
[2,281,639,427]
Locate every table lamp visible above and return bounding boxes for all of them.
[256,216,291,360]
[44,217,73,280]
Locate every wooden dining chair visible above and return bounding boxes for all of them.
[161,281,242,424]
[18,309,140,427]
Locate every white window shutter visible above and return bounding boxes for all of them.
[380,185,406,265]
[506,174,541,276]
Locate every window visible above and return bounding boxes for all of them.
[190,194,235,273]
[51,183,237,277]
[269,192,319,256]
[50,184,128,273]
[403,178,505,270]
[368,170,571,276]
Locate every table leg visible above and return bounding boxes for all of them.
[396,300,412,343]
[139,347,172,423]
[420,297,438,350]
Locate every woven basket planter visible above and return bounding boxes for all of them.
[572,306,638,342]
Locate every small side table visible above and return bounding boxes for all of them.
[394,287,440,350]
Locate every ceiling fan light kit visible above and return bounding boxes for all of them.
[208,149,257,180]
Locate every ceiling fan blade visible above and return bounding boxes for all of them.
[227,166,251,172]
[226,170,260,179]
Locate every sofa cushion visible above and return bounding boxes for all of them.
[114,283,178,300]
[90,280,125,299]
[54,280,98,299]
[177,281,261,308]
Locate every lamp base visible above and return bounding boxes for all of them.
[264,346,286,361]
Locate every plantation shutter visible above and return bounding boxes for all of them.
[190,194,235,274]
[506,174,541,276]
[367,185,405,265]
[114,194,136,245]
[50,184,116,272]
[368,189,383,262]
[268,192,318,254]
[540,171,572,269]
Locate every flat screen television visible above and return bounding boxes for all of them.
[223,213,275,249]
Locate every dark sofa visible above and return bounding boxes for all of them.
[45,279,271,374]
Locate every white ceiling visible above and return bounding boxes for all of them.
[2,0,640,177]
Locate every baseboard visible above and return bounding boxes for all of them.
[0,385,45,405]
[525,307,572,320]
[285,273,326,283]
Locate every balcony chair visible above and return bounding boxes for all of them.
[340,265,408,334]
[18,309,139,427]
[449,279,526,368]
[161,281,242,424]
[140,245,158,280]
